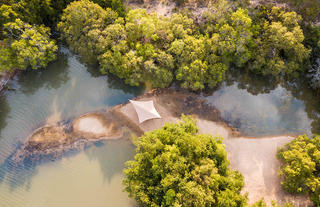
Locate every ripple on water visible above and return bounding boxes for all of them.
[0,47,142,206]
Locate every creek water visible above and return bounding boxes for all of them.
[0,48,142,207]
[0,48,319,206]
[204,70,320,137]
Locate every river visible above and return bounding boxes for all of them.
[0,48,319,206]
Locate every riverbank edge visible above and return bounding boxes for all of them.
[13,88,301,162]
[0,71,18,92]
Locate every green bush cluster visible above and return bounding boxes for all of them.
[58,1,229,90]
[0,5,58,72]
[123,116,247,207]
[0,0,126,72]
[250,198,294,207]
[277,135,320,205]
[58,0,311,91]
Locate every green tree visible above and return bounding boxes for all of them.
[123,116,247,207]
[250,7,310,76]
[92,0,126,17]
[0,19,57,72]
[0,4,17,36]
[277,0,320,22]
[277,135,320,205]
[99,9,181,88]
[216,8,253,67]
[2,0,125,28]
[171,34,227,91]
[58,0,119,63]
[202,0,233,35]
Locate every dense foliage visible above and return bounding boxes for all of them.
[58,0,119,63]
[250,7,310,76]
[278,0,320,22]
[0,0,126,72]
[277,135,320,205]
[123,116,247,206]
[57,0,314,90]
[0,0,125,28]
[250,199,293,207]
[59,2,227,90]
[0,19,57,72]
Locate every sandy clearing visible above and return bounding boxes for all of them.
[225,136,310,206]
[76,117,107,134]
[72,113,123,139]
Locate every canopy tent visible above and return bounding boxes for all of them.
[129,100,161,124]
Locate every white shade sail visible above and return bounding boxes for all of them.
[129,100,161,124]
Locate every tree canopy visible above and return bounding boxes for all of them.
[58,2,228,90]
[56,0,315,91]
[123,116,247,207]
[277,135,320,205]
[0,19,57,72]
[250,7,310,76]
[58,0,119,63]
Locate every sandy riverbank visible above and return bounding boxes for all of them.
[16,88,310,205]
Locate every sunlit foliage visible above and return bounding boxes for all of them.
[250,7,310,76]
[123,116,247,206]
[58,0,119,63]
[0,19,57,72]
[277,135,320,205]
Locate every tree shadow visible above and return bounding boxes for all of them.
[0,95,10,138]
[224,68,279,95]
[84,133,136,183]
[281,77,320,135]
[17,52,69,95]
[86,63,145,97]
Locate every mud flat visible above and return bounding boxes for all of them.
[14,112,124,162]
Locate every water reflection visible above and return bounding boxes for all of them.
[0,47,142,206]
[84,134,136,182]
[224,69,279,95]
[0,47,143,164]
[205,69,320,137]
[0,96,10,136]
[206,83,312,136]
[17,52,69,95]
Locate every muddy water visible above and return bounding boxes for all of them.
[0,47,142,206]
